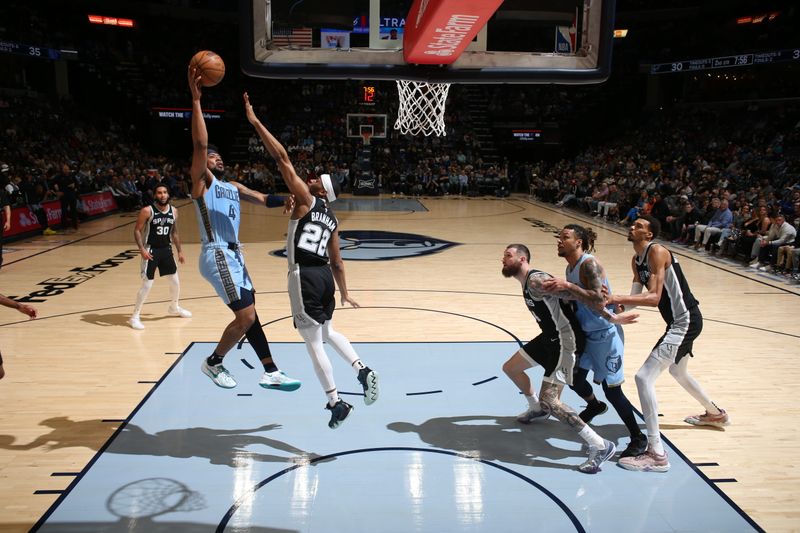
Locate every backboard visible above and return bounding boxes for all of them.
[240,0,616,84]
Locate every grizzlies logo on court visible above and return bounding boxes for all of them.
[272,230,459,261]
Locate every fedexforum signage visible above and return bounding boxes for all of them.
[9,250,139,303]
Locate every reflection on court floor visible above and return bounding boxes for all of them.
[35,342,758,532]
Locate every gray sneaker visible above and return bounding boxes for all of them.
[201,360,237,389]
[578,439,616,474]
[516,403,551,424]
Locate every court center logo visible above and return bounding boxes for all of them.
[272,230,459,261]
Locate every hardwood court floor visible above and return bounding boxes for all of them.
[1,195,798,532]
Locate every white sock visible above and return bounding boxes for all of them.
[325,388,340,407]
[133,279,154,317]
[578,426,605,449]
[526,393,542,412]
[166,273,180,309]
[351,359,366,371]
[649,435,665,456]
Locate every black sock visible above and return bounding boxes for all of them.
[206,353,224,366]
[603,382,644,438]
[262,359,278,373]
[569,367,594,398]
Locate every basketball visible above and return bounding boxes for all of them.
[189,50,225,87]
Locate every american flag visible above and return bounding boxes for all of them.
[272,25,313,47]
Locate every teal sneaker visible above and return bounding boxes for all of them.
[258,370,301,392]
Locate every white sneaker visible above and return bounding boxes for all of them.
[258,370,301,392]
[201,360,237,388]
[168,306,192,318]
[128,317,145,330]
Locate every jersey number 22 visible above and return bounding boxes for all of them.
[298,224,331,257]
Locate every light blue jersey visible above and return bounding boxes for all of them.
[567,253,625,385]
[193,176,252,305]
[566,253,615,333]
[193,177,241,246]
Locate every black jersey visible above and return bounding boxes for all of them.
[523,269,585,349]
[635,242,699,327]
[287,197,338,267]
[144,204,175,249]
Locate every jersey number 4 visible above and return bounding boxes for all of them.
[298,224,331,257]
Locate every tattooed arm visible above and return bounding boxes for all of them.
[540,257,605,307]
[541,258,638,324]
[525,271,553,299]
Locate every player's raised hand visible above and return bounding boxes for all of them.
[188,66,203,100]
[283,194,296,215]
[243,92,257,124]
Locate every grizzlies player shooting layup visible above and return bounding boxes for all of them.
[500,244,616,474]
[607,215,729,473]
[189,67,301,392]
[128,184,191,330]
[244,92,379,429]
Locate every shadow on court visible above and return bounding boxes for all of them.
[0,417,116,451]
[388,415,629,471]
[109,423,334,467]
[81,313,188,327]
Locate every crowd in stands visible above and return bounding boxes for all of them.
[0,94,192,233]
[530,103,800,283]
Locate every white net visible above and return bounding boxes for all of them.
[394,80,451,137]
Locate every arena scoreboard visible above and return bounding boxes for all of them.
[361,85,376,105]
[650,47,800,74]
[0,41,68,60]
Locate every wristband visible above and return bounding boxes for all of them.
[265,195,285,208]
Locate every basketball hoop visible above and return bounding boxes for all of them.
[394,80,451,137]
[360,131,373,146]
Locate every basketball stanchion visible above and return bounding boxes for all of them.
[394,80,451,137]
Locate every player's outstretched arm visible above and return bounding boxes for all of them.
[188,66,211,198]
[243,92,312,207]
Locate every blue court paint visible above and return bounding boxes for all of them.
[34,342,760,532]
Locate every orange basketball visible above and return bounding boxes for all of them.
[189,50,225,87]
